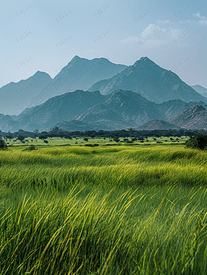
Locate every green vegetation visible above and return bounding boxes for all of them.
[186,134,207,150]
[0,138,7,149]
[0,138,207,274]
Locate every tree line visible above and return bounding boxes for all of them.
[0,127,206,140]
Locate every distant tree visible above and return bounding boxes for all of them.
[186,134,207,150]
[85,144,93,147]
[6,133,13,139]
[113,136,119,142]
[39,132,48,139]
[17,135,24,142]
[83,138,88,142]
[0,139,7,149]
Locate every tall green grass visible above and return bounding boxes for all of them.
[0,146,207,190]
[0,144,207,274]
[0,186,207,274]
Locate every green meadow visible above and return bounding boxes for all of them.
[0,137,207,274]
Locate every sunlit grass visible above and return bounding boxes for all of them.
[0,143,207,274]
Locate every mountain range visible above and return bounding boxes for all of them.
[89,57,207,104]
[1,55,207,132]
[27,56,127,108]
[140,105,207,131]
[168,105,207,130]
[0,56,126,115]
[1,89,206,132]
[56,90,207,131]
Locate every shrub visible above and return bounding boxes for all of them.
[24,145,36,151]
[85,144,93,147]
[17,135,24,142]
[0,139,7,149]
[186,134,207,150]
[113,136,120,142]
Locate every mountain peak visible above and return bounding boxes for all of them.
[71,55,81,61]
[135,56,156,66]
[33,71,49,77]
[35,70,43,74]
[29,71,52,82]
[139,56,152,62]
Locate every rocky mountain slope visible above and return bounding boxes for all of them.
[140,105,207,130]
[89,57,207,104]
[168,105,207,130]
[54,90,207,132]
[1,89,207,132]
[29,56,127,107]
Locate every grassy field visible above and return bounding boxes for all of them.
[5,135,189,147]
[0,138,207,274]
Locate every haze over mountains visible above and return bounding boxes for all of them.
[192,85,207,98]
[89,57,207,104]
[0,56,126,115]
[0,55,207,132]
[1,89,207,132]
[56,90,207,131]
[0,71,52,115]
[28,56,127,108]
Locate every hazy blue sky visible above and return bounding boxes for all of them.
[1,0,207,88]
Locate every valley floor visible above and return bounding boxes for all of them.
[0,138,207,274]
